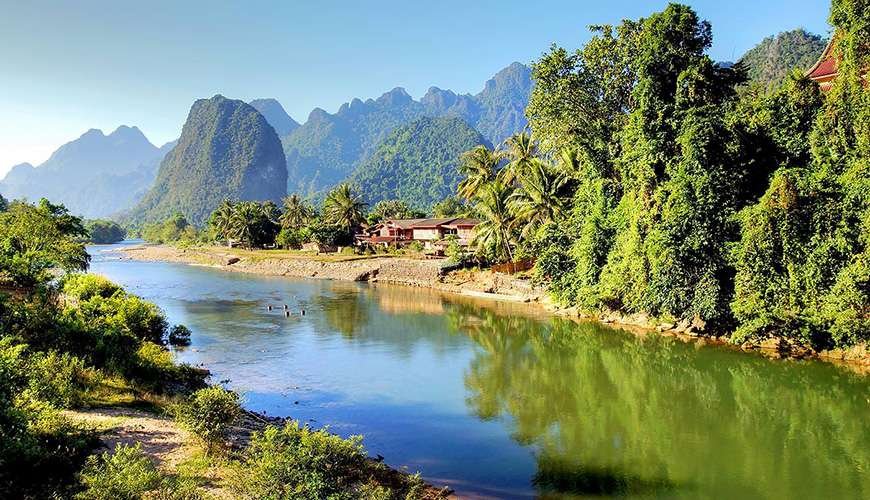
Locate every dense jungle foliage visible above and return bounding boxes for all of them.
[456,1,868,351]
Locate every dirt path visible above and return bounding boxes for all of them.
[64,407,232,497]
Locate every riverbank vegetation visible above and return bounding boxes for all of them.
[449,1,868,354]
[0,197,441,498]
[85,219,126,244]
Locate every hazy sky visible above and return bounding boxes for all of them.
[0,0,831,175]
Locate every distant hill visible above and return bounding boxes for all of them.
[282,62,532,196]
[738,29,828,88]
[349,116,490,209]
[127,95,287,225]
[0,126,168,218]
[250,98,300,136]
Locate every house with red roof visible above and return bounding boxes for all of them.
[357,217,479,249]
[806,36,840,91]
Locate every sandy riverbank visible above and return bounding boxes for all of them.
[115,244,868,370]
[117,244,547,303]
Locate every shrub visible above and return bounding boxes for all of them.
[445,235,469,265]
[76,443,162,500]
[72,293,168,345]
[275,228,310,250]
[86,220,126,244]
[310,223,352,247]
[28,351,97,408]
[62,274,122,301]
[176,386,241,452]
[230,421,365,499]
[168,325,192,346]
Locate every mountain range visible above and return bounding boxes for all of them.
[1,29,826,224]
[249,98,300,136]
[0,126,172,218]
[281,62,532,196]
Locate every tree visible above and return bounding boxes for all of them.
[279,194,316,231]
[472,181,516,263]
[499,132,538,185]
[508,160,568,240]
[0,199,90,287]
[432,196,470,218]
[209,199,236,243]
[322,184,367,231]
[86,220,126,244]
[367,199,420,224]
[730,0,870,349]
[457,146,502,200]
[227,202,280,249]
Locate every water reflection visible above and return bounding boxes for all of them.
[90,245,870,499]
[447,304,870,499]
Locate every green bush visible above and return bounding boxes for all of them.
[0,338,99,497]
[28,351,97,408]
[275,228,311,250]
[445,235,469,264]
[86,220,126,244]
[76,443,162,500]
[72,293,168,345]
[168,325,192,346]
[62,274,122,301]
[176,386,241,452]
[230,421,365,499]
[310,223,352,247]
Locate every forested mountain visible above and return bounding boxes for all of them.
[127,95,287,225]
[249,98,300,136]
[349,116,490,209]
[738,29,827,87]
[0,126,169,218]
[281,62,532,196]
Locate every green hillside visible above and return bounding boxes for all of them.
[349,116,490,209]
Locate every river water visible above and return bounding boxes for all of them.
[89,243,869,499]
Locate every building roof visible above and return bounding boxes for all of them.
[442,218,479,228]
[382,217,481,230]
[409,218,459,229]
[369,235,399,243]
[385,218,427,229]
[807,36,839,89]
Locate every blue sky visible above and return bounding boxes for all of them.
[0,0,831,174]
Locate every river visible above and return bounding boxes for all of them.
[89,243,870,499]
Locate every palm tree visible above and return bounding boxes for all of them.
[323,183,367,231]
[457,145,502,200]
[472,181,516,263]
[210,199,235,244]
[555,147,583,178]
[499,132,538,185]
[508,160,568,240]
[280,194,315,230]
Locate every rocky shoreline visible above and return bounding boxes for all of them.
[114,244,869,371]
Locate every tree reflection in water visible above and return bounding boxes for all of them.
[445,303,870,499]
